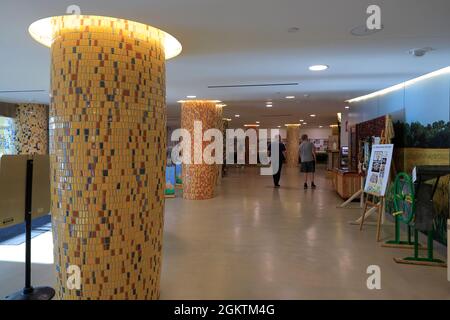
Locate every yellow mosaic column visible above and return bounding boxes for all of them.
[215,105,224,185]
[286,125,300,167]
[14,104,49,155]
[181,100,218,200]
[29,15,181,300]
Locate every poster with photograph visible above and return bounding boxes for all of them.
[0,117,15,158]
[175,164,182,186]
[364,144,394,196]
[165,166,176,198]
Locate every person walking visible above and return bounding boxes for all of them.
[299,134,316,189]
[269,135,286,188]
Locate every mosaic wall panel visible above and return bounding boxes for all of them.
[181,101,218,200]
[49,18,166,300]
[14,104,49,155]
[286,126,300,167]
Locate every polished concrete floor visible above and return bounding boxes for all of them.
[0,166,449,299]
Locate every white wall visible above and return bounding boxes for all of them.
[346,71,450,127]
[276,127,332,140]
[299,127,332,140]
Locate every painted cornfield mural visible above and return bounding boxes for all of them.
[393,120,450,245]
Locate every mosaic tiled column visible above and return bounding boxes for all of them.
[215,105,224,185]
[286,125,300,167]
[14,104,49,155]
[181,101,218,200]
[222,119,230,177]
[47,16,171,300]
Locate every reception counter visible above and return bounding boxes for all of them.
[332,169,362,200]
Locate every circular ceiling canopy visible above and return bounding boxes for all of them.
[28,15,182,60]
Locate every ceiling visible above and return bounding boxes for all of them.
[1,0,450,128]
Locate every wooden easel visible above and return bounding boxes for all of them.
[357,128,396,241]
[359,192,384,242]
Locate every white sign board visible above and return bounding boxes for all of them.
[364,144,394,197]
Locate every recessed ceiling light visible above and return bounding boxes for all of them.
[350,24,384,37]
[408,47,434,57]
[309,65,329,71]
[319,125,323,128]
[310,114,316,117]
[303,122,308,125]
[277,126,281,128]
[285,96,295,99]
[235,114,240,118]
[186,95,196,99]
[288,27,300,33]
[299,119,304,122]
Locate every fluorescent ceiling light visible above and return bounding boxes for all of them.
[256,121,260,124]
[187,95,197,99]
[285,96,295,99]
[299,119,304,122]
[309,65,329,71]
[310,114,316,117]
[235,114,240,118]
[345,106,350,109]
[347,66,450,103]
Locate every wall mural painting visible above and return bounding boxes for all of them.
[392,120,450,245]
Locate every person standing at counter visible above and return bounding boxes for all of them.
[299,134,316,189]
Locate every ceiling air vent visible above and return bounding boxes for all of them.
[0,90,46,94]
[208,83,299,89]
[260,114,293,118]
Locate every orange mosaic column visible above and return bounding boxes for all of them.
[181,101,218,200]
[14,104,49,155]
[31,15,181,300]
[286,125,300,167]
[215,105,224,185]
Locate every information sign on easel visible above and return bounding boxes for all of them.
[359,144,394,241]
